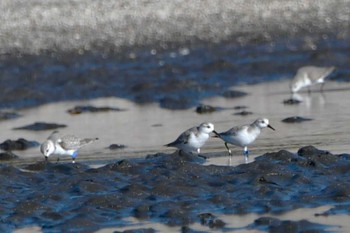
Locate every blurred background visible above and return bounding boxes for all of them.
[0,0,349,110]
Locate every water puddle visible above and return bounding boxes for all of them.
[2,79,350,166]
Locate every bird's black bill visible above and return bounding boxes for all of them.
[268,125,275,131]
[212,130,220,137]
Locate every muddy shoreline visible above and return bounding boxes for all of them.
[1,2,350,232]
[1,146,349,232]
[1,34,350,111]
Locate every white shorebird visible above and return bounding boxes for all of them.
[290,66,335,93]
[40,131,98,163]
[214,118,275,161]
[165,122,215,155]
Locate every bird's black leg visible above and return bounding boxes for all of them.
[225,142,232,156]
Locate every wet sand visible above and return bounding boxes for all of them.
[3,79,350,164]
[1,1,350,231]
[92,206,349,232]
[2,80,350,232]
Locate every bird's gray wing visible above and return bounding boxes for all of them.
[47,131,61,142]
[166,126,198,146]
[59,135,83,150]
[309,66,335,81]
[59,135,98,150]
[60,136,98,151]
[219,125,246,137]
[79,138,98,146]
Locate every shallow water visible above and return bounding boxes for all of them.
[3,79,350,165]
[1,35,350,111]
[3,80,350,232]
[1,32,350,232]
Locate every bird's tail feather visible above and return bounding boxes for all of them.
[80,138,99,146]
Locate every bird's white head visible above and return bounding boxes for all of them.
[199,122,215,134]
[40,140,55,158]
[254,118,275,131]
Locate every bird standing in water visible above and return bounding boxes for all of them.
[165,122,215,156]
[290,66,335,93]
[40,131,98,163]
[214,118,275,162]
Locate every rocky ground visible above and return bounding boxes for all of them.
[1,146,349,232]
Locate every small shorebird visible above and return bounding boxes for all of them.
[290,66,335,93]
[165,122,215,155]
[40,131,98,163]
[214,118,275,161]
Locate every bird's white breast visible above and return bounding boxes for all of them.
[222,127,260,147]
[188,132,209,149]
[54,143,75,156]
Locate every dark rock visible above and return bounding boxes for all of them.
[198,213,226,229]
[108,144,127,150]
[254,217,280,226]
[315,204,350,217]
[160,208,192,226]
[133,204,151,219]
[253,217,330,233]
[145,153,164,159]
[23,161,48,171]
[255,150,297,163]
[134,93,155,104]
[13,122,67,131]
[159,97,192,110]
[1,146,348,232]
[233,105,248,110]
[180,226,205,233]
[281,116,313,123]
[283,98,302,105]
[131,82,155,93]
[114,228,156,233]
[67,105,126,114]
[339,153,350,160]
[41,211,63,221]
[0,138,40,151]
[151,124,162,127]
[233,110,253,116]
[222,90,248,98]
[297,145,330,157]
[203,59,236,71]
[322,183,350,201]
[0,112,21,120]
[195,104,216,114]
[0,151,19,160]
[270,219,329,233]
[102,159,134,171]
